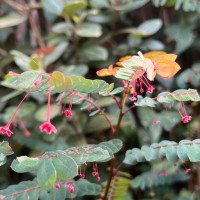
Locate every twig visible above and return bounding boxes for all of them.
[101,157,116,200]
[73,92,116,133]
[123,104,136,116]
[29,11,45,48]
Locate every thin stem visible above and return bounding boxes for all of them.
[102,157,116,200]
[123,104,136,116]
[6,90,33,127]
[108,92,121,109]
[46,88,51,123]
[102,85,129,200]
[114,86,129,138]
[29,14,45,48]
[73,92,115,133]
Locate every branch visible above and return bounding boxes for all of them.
[73,92,116,133]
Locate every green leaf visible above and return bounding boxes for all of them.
[44,42,68,67]
[0,141,13,166]
[137,107,155,127]
[52,154,78,181]
[61,64,89,76]
[0,179,101,199]
[89,0,109,8]
[37,159,57,189]
[30,55,43,70]
[114,0,149,12]
[89,110,100,116]
[10,50,31,71]
[41,0,64,16]
[124,139,200,165]
[157,89,200,103]
[136,19,162,36]
[85,114,118,133]
[132,161,189,190]
[79,44,108,61]
[52,71,111,94]
[11,157,40,173]
[61,1,87,18]
[0,14,27,29]
[134,95,157,107]
[165,24,194,53]
[76,23,102,38]
[110,87,124,95]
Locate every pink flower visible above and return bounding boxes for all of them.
[153,119,160,125]
[184,168,191,174]
[40,121,57,135]
[55,182,60,189]
[129,96,137,101]
[64,109,72,117]
[65,182,74,193]
[0,126,13,137]
[182,115,192,123]
[147,86,155,93]
[178,102,192,124]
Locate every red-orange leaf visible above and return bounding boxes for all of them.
[96,65,120,77]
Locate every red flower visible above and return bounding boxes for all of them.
[64,109,72,117]
[0,126,13,137]
[40,121,57,135]
[182,115,192,124]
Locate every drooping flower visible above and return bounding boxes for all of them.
[64,93,75,118]
[65,182,74,193]
[65,109,73,117]
[40,121,57,134]
[40,86,57,134]
[178,102,192,124]
[55,182,61,189]
[92,162,101,181]
[0,125,13,137]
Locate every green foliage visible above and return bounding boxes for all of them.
[132,161,189,190]
[1,0,200,199]
[124,139,200,165]
[11,139,122,189]
[0,178,101,200]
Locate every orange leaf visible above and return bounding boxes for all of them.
[34,45,56,55]
[96,65,120,77]
[154,59,181,78]
[143,51,166,59]
[154,54,177,61]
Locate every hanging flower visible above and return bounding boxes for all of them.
[0,126,13,137]
[39,86,57,134]
[178,102,192,124]
[40,121,57,135]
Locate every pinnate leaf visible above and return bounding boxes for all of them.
[124,139,200,165]
[157,89,200,104]
[0,179,101,199]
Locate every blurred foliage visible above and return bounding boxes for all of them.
[1,0,200,199]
